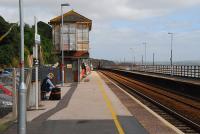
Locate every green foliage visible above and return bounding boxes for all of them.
[0,16,9,35]
[11,57,19,67]
[37,21,52,39]
[24,24,34,54]
[0,16,57,67]
[37,21,57,64]
[0,45,14,66]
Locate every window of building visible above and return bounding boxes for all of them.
[77,24,89,43]
[62,24,76,50]
[54,25,60,50]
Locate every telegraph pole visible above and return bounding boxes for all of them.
[18,0,27,133]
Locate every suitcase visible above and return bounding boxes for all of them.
[49,88,61,100]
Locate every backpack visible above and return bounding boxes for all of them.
[41,77,50,92]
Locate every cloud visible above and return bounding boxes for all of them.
[2,0,200,23]
[68,0,200,21]
[1,0,200,62]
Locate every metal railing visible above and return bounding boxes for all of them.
[0,69,17,119]
[130,65,200,78]
[32,66,61,84]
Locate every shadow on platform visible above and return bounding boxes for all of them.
[32,83,78,122]
[3,83,77,134]
[3,83,147,134]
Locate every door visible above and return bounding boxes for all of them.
[65,60,78,82]
[65,61,73,82]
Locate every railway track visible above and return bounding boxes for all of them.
[100,70,200,134]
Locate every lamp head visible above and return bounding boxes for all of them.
[61,3,70,6]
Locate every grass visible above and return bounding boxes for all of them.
[0,113,16,133]
[0,121,10,133]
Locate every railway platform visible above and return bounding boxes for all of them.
[129,70,200,86]
[3,71,181,134]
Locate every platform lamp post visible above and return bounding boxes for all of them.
[134,56,135,65]
[18,0,27,133]
[153,52,155,66]
[130,48,134,71]
[61,3,70,86]
[142,55,143,65]
[168,32,173,76]
[142,42,147,71]
[34,16,41,110]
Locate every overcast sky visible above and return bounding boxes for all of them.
[1,0,200,63]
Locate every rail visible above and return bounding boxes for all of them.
[100,70,200,132]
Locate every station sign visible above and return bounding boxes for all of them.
[67,64,72,69]
[35,34,41,44]
[33,59,40,66]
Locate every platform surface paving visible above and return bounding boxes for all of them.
[3,71,147,134]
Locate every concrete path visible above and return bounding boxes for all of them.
[3,71,147,134]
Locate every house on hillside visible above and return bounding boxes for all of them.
[49,10,92,82]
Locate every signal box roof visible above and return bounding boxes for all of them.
[49,10,92,30]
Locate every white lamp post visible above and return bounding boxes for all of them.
[130,48,134,70]
[142,42,147,71]
[61,3,70,86]
[168,32,173,76]
[34,16,40,110]
[18,0,27,133]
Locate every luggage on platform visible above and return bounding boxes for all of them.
[49,87,61,100]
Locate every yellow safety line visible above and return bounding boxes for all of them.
[96,77,125,134]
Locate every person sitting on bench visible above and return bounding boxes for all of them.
[41,73,55,100]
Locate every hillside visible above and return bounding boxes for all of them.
[90,58,115,69]
[0,16,57,68]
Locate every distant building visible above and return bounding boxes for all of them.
[49,10,92,82]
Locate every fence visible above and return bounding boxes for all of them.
[130,65,200,78]
[0,68,18,120]
[0,66,61,120]
[32,66,61,84]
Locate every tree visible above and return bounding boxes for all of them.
[0,16,57,67]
